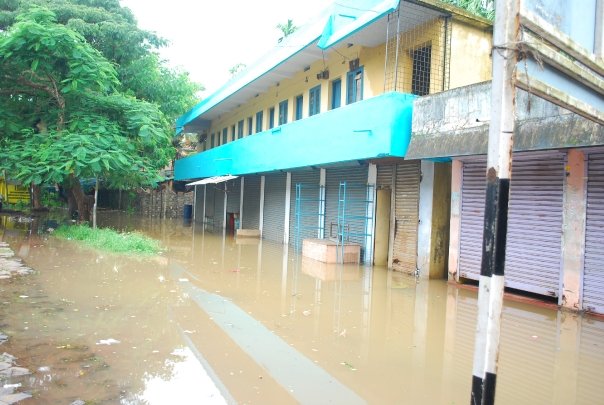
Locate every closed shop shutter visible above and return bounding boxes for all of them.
[377,164,394,188]
[289,170,321,248]
[242,175,261,229]
[226,178,241,214]
[213,183,226,228]
[205,184,216,223]
[194,186,204,222]
[325,166,369,253]
[392,161,420,273]
[262,173,287,243]
[459,153,564,297]
[583,153,604,313]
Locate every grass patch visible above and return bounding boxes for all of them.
[53,224,161,255]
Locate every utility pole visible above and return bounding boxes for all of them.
[470,0,519,404]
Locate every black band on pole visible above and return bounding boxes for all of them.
[471,375,483,405]
[493,178,509,276]
[483,372,497,405]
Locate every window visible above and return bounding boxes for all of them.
[256,111,263,133]
[231,125,236,141]
[278,100,288,125]
[412,45,431,96]
[331,79,341,109]
[269,107,275,129]
[346,67,363,104]
[295,95,303,120]
[222,128,227,144]
[237,120,244,139]
[210,133,215,148]
[309,85,321,116]
[247,117,253,136]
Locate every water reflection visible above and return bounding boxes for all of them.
[0,212,602,404]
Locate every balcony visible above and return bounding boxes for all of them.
[174,92,416,181]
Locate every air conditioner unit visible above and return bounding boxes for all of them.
[316,70,330,80]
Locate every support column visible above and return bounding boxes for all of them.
[319,168,326,239]
[561,149,586,310]
[366,164,377,265]
[239,177,245,230]
[448,160,463,281]
[259,176,265,237]
[223,183,228,230]
[202,185,207,224]
[193,185,197,221]
[417,161,435,277]
[284,172,292,245]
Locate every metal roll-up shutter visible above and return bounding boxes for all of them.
[289,170,321,247]
[583,153,604,313]
[325,166,369,249]
[377,165,394,188]
[194,186,204,222]
[242,175,261,229]
[205,184,216,223]
[577,320,604,402]
[226,178,241,214]
[392,161,420,273]
[459,153,564,297]
[262,173,287,243]
[212,183,226,228]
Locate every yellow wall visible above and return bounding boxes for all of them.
[203,18,491,150]
[449,20,492,88]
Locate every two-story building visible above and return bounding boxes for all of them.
[174,0,604,315]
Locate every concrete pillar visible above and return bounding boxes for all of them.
[259,176,265,237]
[561,149,586,310]
[239,177,245,229]
[193,185,197,221]
[448,160,463,281]
[202,185,207,224]
[366,164,377,265]
[284,172,292,245]
[223,183,228,230]
[319,168,326,239]
[417,161,452,279]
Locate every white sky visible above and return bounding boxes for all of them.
[120,0,329,96]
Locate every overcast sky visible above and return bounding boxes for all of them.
[120,0,329,96]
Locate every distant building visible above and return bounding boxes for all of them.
[174,0,604,315]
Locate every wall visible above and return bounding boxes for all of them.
[408,81,604,159]
[137,186,194,219]
[448,20,492,89]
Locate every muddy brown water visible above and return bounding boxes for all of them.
[0,212,603,404]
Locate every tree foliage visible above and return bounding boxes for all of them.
[0,1,202,218]
[439,0,494,20]
[276,19,297,43]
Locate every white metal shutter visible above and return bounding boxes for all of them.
[458,153,564,297]
[325,166,369,249]
[289,170,321,247]
[392,161,420,273]
[583,153,604,313]
[242,175,261,229]
[205,184,216,222]
[262,173,287,243]
[212,183,226,228]
[226,178,241,214]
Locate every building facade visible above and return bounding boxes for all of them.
[174,0,604,315]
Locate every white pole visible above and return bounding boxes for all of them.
[93,178,99,229]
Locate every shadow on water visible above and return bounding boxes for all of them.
[0,211,602,404]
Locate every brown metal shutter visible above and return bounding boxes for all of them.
[583,153,604,313]
[392,161,420,273]
[242,175,261,229]
[377,164,394,188]
[459,153,564,297]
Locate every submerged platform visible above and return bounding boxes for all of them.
[302,238,360,264]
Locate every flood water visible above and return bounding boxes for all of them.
[0,212,603,404]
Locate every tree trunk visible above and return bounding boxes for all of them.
[67,176,91,222]
[31,184,42,210]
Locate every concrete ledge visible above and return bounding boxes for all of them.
[236,229,261,238]
[302,238,360,264]
[300,256,360,281]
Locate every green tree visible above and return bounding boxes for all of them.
[0,7,173,220]
[276,19,297,43]
[439,0,494,20]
